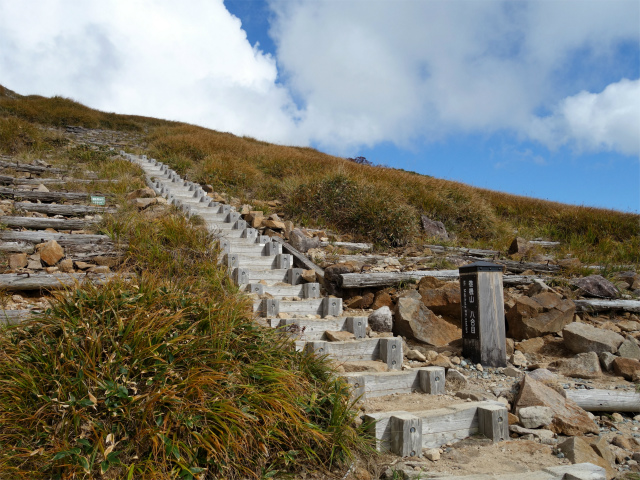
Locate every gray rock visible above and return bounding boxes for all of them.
[618,338,640,360]
[563,322,624,355]
[599,352,617,371]
[420,216,449,240]
[508,237,531,255]
[368,306,393,332]
[445,368,468,388]
[510,424,554,440]
[405,349,427,362]
[518,406,554,429]
[572,275,620,299]
[528,368,558,382]
[504,366,523,377]
[549,352,602,379]
[288,228,320,253]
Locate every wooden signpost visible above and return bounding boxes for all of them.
[459,261,506,367]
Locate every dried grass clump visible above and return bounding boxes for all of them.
[0,214,366,479]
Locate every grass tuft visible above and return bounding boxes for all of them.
[0,212,367,479]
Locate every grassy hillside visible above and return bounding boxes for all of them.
[1,85,638,267]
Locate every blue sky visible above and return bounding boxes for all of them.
[1,0,638,211]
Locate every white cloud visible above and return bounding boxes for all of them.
[531,78,640,156]
[0,0,637,157]
[268,0,639,155]
[0,0,304,145]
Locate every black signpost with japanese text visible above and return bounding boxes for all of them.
[459,261,506,367]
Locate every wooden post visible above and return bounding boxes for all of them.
[478,404,508,443]
[346,375,366,400]
[418,367,445,394]
[380,337,402,371]
[346,316,367,339]
[459,261,506,367]
[390,414,422,457]
[322,297,342,317]
[287,268,304,285]
[302,283,320,298]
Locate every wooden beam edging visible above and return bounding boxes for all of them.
[0,159,65,174]
[574,299,640,314]
[566,389,640,412]
[342,367,445,400]
[271,236,325,283]
[0,273,125,291]
[0,309,35,325]
[339,270,555,288]
[364,400,508,455]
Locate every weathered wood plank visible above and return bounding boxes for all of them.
[0,175,111,185]
[0,231,112,245]
[566,389,640,412]
[272,236,325,282]
[14,202,116,216]
[0,216,96,230]
[0,242,35,253]
[574,299,640,313]
[319,241,372,251]
[0,309,34,325]
[426,244,499,257]
[0,159,65,174]
[340,270,459,288]
[0,188,106,202]
[0,272,121,291]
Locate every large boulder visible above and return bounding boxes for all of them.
[617,338,640,360]
[563,323,624,355]
[418,278,461,319]
[506,292,575,340]
[514,375,599,436]
[572,275,620,299]
[508,237,531,255]
[612,357,640,381]
[394,294,460,347]
[420,216,449,240]
[368,306,393,332]
[518,406,553,429]
[557,437,615,479]
[548,352,602,379]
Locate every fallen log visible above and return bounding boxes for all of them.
[0,159,65,174]
[340,270,459,288]
[0,309,35,325]
[426,244,499,258]
[0,188,108,202]
[566,389,640,412]
[0,272,122,291]
[0,231,113,246]
[0,216,96,230]
[0,242,35,253]
[340,271,550,288]
[271,236,324,282]
[319,241,372,251]
[574,299,640,313]
[14,202,116,216]
[0,175,111,185]
[529,240,561,247]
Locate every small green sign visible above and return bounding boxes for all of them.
[90,195,106,206]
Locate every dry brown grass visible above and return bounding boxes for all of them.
[1,85,637,266]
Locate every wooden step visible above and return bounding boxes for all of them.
[233,267,292,285]
[299,337,402,370]
[364,401,508,456]
[225,253,292,270]
[0,272,122,291]
[254,297,342,318]
[267,315,367,340]
[0,215,96,231]
[0,309,34,325]
[342,367,445,399]
[245,282,319,298]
